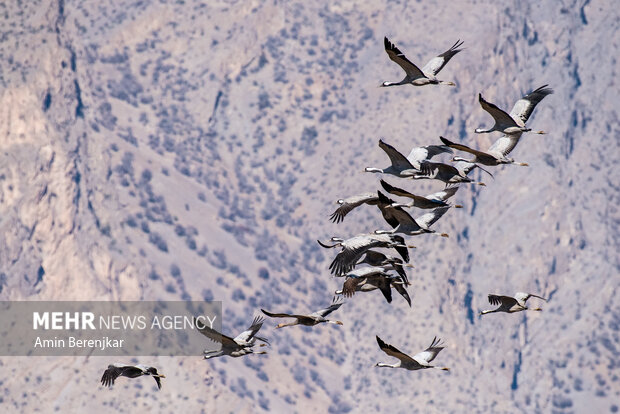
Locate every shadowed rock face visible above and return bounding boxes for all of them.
[0,0,616,412]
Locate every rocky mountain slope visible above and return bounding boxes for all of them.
[0,0,618,413]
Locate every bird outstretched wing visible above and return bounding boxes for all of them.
[415,206,450,229]
[439,136,498,164]
[380,179,418,199]
[509,85,553,125]
[384,37,426,79]
[375,276,394,303]
[312,296,344,318]
[413,336,445,364]
[421,39,464,77]
[342,276,366,297]
[407,145,453,164]
[376,336,418,365]
[359,249,397,266]
[415,161,460,178]
[261,309,303,319]
[194,317,236,347]
[378,139,416,170]
[488,294,517,308]
[330,193,378,223]
[101,364,141,388]
[424,186,459,202]
[377,190,412,228]
[234,316,268,344]
[101,365,124,388]
[487,133,522,157]
[479,93,519,128]
[393,281,412,307]
[329,234,406,276]
[514,292,547,304]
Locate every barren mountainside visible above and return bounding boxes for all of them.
[0,0,618,413]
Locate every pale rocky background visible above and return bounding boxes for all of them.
[0,0,618,413]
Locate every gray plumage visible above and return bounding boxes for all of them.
[318,233,410,276]
[330,193,379,223]
[381,37,463,87]
[341,267,398,301]
[336,275,411,306]
[406,145,453,171]
[375,206,451,237]
[403,161,487,186]
[441,135,528,167]
[380,179,462,209]
[357,249,410,284]
[330,191,410,227]
[375,336,449,371]
[480,292,547,315]
[101,363,165,390]
[197,316,269,359]
[475,85,553,135]
[262,297,344,328]
[365,139,418,177]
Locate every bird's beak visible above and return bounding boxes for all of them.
[454,204,463,208]
[157,374,166,378]
[519,162,529,166]
[404,264,414,268]
[336,321,344,325]
[441,367,450,371]
[536,130,546,134]
[407,245,416,248]
[440,233,449,238]
[478,182,486,186]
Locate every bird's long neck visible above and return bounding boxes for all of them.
[475,128,492,134]
[381,81,403,87]
[276,321,299,329]
[390,202,413,208]
[438,80,456,86]
[376,363,399,368]
[480,309,499,315]
[453,156,474,164]
[203,351,223,359]
[374,228,395,235]
[365,167,383,173]
[326,320,343,326]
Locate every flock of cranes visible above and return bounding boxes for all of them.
[100,36,552,390]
